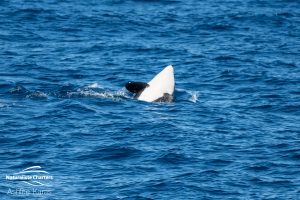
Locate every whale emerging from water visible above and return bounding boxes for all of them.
[125,65,175,102]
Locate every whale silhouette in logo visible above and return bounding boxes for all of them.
[125,65,175,102]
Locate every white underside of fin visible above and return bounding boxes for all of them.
[138,65,175,102]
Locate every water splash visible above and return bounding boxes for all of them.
[176,88,199,103]
[188,90,199,103]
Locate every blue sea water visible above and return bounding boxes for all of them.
[0,0,300,199]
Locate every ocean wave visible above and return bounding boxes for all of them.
[0,102,9,108]
[76,145,142,160]
[156,152,191,165]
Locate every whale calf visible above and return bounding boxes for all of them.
[125,65,175,102]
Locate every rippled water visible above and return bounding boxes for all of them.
[1,0,299,199]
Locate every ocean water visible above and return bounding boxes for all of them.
[0,0,299,199]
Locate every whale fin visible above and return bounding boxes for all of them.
[125,82,149,93]
[138,65,175,102]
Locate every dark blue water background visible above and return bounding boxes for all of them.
[0,0,300,199]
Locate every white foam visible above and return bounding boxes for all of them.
[68,88,130,101]
[26,91,48,99]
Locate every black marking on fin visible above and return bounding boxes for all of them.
[154,93,173,102]
[125,82,149,93]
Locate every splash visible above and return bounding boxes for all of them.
[188,90,199,103]
[176,88,199,103]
